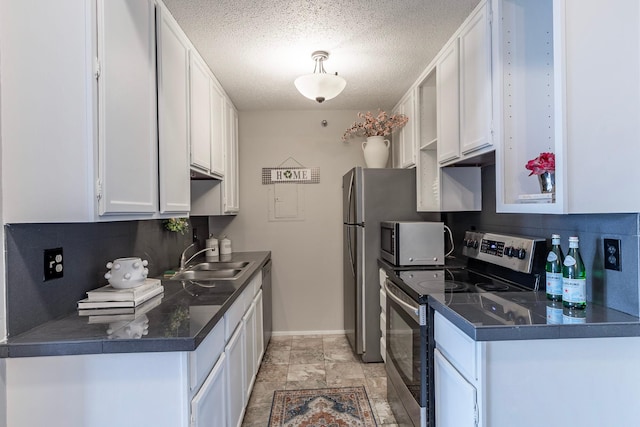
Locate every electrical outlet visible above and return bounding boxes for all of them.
[44,247,64,281]
[604,239,621,271]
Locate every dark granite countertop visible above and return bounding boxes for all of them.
[379,259,640,341]
[0,251,271,358]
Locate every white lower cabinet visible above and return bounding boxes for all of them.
[434,349,477,427]
[434,311,640,427]
[226,320,247,427]
[1,273,266,427]
[191,352,227,427]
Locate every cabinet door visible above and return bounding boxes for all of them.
[191,353,227,427]
[254,290,265,365]
[157,6,190,214]
[399,94,416,168]
[459,1,492,156]
[210,83,225,177]
[243,300,257,402]
[225,323,246,427]
[223,100,240,213]
[189,53,213,173]
[434,348,478,427]
[97,0,158,215]
[437,39,461,164]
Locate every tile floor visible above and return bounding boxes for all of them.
[241,334,398,426]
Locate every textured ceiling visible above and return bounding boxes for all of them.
[162,0,481,111]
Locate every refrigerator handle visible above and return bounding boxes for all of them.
[348,231,356,279]
[347,171,355,224]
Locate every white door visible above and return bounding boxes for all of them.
[254,290,265,364]
[434,348,477,427]
[157,6,190,214]
[226,323,246,427]
[223,101,240,213]
[210,83,225,177]
[437,39,461,164]
[459,1,492,155]
[191,353,227,427]
[97,0,158,215]
[243,300,257,402]
[189,53,213,173]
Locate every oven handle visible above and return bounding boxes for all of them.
[384,279,420,316]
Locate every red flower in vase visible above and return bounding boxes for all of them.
[525,152,555,176]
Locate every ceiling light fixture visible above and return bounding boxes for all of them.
[294,51,346,103]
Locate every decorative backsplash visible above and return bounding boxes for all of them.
[5,217,209,336]
[444,165,640,317]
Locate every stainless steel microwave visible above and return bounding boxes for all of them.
[380,221,445,266]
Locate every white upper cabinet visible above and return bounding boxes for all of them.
[493,0,640,213]
[210,83,226,178]
[189,53,214,174]
[436,39,461,164]
[157,3,191,214]
[438,0,494,166]
[0,0,171,223]
[97,0,158,216]
[393,92,417,168]
[459,2,493,156]
[223,100,240,214]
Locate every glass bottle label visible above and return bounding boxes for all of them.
[563,278,586,303]
[547,252,558,262]
[564,255,576,266]
[546,305,563,324]
[546,272,563,296]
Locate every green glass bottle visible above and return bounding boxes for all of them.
[545,234,564,301]
[562,236,587,309]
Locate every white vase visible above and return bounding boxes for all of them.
[362,136,390,168]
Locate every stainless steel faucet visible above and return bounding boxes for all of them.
[179,243,212,270]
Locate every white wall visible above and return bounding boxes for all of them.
[212,109,382,335]
[0,7,8,422]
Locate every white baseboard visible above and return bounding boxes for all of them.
[271,329,346,337]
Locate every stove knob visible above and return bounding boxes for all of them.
[463,239,469,247]
[473,240,479,249]
[505,246,513,257]
[517,248,526,259]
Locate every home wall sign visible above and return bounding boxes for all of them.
[262,167,320,184]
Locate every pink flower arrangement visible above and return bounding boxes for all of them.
[342,110,408,142]
[525,152,555,176]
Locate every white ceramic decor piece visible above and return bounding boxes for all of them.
[362,136,390,168]
[104,257,149,289]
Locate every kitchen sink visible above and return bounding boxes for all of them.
[188,261,252,271]
[170,269,243,281]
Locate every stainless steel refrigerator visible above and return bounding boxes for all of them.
[343,167,434,362]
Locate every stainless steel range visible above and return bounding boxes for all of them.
[384,231,546,426]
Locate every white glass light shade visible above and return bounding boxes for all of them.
[294,73,346,103]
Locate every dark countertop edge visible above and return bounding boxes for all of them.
[429,297,640,341]
[0,251,271,358]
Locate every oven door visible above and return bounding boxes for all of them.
[385,278,427,427]
[380,221,397,264]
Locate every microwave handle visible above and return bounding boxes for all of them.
[384,279,419,316]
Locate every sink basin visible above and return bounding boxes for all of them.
[170,269,243,281]
[188,261,252,271]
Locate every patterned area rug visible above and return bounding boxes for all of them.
[268,386,377,427]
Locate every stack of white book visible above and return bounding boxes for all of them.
[78,278,164,319]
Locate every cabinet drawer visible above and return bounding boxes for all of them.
[224,285,252,340]
[190,319,225,392]
[434,311,477,381]
[249,272,262,298]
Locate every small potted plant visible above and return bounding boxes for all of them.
[342,110,408,168]
[164,217,189,235]
[525,152,555,193]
